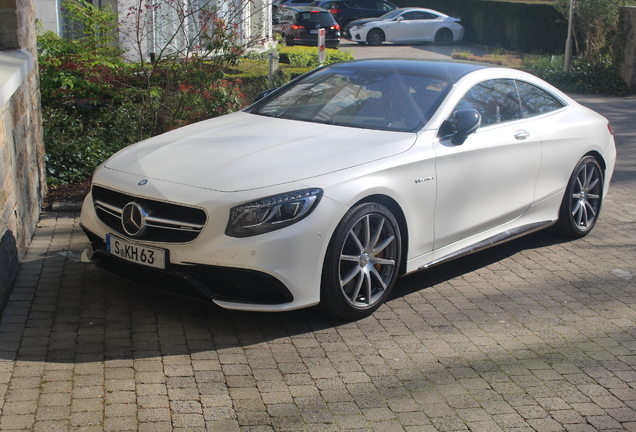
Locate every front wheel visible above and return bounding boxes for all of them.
[367,29,385,46]
[319,203,402,320]
[556,156,604,238]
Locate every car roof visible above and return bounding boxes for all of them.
[394,7,447,15]
[286,6,332,11]
[327,59,492,84]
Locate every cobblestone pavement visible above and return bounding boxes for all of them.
[1,95,635,432]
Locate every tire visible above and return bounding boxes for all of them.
[556,156,604,238]
[319,202,401,320]
[367,29,385,46]
[434,28,453,45]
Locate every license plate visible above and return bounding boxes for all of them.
[106,234,166,269]
[309,30,319,34]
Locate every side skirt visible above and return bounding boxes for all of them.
[419,220,555,270]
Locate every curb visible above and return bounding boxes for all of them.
[51,202,83,212]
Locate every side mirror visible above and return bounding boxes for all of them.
[253,88,277,103]
[396,16,403,22]
[451,109,481,145]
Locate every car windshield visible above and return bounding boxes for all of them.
[248,66,450,132]
[379,9,403,19]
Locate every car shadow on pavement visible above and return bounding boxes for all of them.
[1,225,584,365]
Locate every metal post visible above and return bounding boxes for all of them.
[564,0,575,72]
[268,51,279,88]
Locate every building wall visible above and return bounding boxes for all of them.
[0,0,46,309]
[33,0,60,34]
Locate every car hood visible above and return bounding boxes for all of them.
[348,18,384,27]
[103,111,417,192]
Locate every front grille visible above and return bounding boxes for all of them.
[92,185,207,243]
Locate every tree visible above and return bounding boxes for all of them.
[555,0,636,60]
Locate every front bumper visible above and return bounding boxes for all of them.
[81,226,294,304]
[79,171,348,312]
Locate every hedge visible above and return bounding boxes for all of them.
[393,0,568,53]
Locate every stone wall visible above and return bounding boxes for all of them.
[618,7,636,93]
[0,0,46,309]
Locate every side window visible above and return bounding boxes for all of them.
[421,12,437,19]
[401,12,419,20]
[377,1,394,11]
[455,79,521,127]
[515,81,564,118]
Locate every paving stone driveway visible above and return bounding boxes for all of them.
[1,95,635,432]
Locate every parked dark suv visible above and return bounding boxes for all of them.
[273,7,341,48]
[311,0,397,35]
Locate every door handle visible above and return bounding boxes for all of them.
[514,130,530,140]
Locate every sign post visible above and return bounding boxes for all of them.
[318,28,326,66]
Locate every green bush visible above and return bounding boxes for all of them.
[527,58,629,95]
[278,45,354,67]
[39,0,248,186]
[43,103,147,186]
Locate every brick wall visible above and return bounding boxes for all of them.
[0,0,46,309]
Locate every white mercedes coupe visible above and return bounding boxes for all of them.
[347,8,464,46]
[80,59,616,320]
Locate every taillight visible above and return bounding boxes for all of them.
[291,24,304,30]
[608,123,613,135]
[331,24,340,30]
[329,8,341,13]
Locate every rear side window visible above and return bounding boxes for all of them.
[298,11,336,24]
[515,81,564,118]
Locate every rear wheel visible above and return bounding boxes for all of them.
[319,203,401,320]
[367,29,385,46]
[556,156,604,238]
[434,28,453,45]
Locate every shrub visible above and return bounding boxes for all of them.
[278,45,354,67]
[527,57,629,95]
[39,0,249,186]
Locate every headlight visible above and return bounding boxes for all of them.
[352,24,366,30]
[226,188,323,237]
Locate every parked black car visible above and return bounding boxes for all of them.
[273,7,341,48]
[310,0,397,36]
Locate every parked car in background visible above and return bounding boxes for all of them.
[80,59,615,320]
[273,6,341,47]
[273,0,314,15]
[312,0,397,37]
[348,7,464,45]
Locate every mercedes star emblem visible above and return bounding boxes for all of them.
[121,202,147,237]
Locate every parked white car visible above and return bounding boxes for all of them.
[80,59,615,320]
[348,7,464,45]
